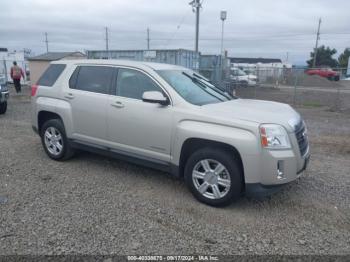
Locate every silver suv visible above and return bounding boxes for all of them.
[31,60,310,206]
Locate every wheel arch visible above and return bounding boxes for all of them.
[38,111,64,133]
[179,138,245,186]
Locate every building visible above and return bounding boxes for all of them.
[86,49,200,70]
[230,57,292,83]
[28,52,85,84]
[230,57,282,66]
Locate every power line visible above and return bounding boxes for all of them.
[163,8,191,48]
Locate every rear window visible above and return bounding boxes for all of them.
[37,64,66,86]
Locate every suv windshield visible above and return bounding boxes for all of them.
[157,70,232,105]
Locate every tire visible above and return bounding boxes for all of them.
[184,148,243,207]
[40,119,75,161]
[0,101,7,114]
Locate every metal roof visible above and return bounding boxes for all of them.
[230,57,282,64]
[28,52,85,61]
[51,59,186,71]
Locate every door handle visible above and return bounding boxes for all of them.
[64,93,74,99]
[111,101,124,108]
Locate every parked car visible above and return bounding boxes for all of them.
[0,74,9,114]
[31,60,310,206]
[230,68,257,87]
[305,68,340,81]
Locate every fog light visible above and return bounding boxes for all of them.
[277,160,285,180]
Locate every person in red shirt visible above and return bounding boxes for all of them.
[10,61,25,93]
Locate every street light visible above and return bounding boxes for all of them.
[220,11,227,56]
[220,11,227,85]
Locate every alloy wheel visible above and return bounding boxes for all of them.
[192,159,231,200]
[44,127,63,156]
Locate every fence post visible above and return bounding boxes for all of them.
[335,81,341,112]
[293,71,298,106]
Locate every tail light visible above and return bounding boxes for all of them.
[31,84,38,96]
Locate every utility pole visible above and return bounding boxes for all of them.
[105,27,109,51]
[147,28,150,50]
[220,11,227,56]
[312,18,321,68]
[44,32,49,53]
[189,0,201,53]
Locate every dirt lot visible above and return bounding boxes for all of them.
[236,83,350,112]
[0,85,349,256]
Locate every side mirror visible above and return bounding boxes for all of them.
[142,91,169,106]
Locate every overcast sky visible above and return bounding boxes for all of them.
[1,0,349,65]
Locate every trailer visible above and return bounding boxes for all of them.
[86,49,200,70]
[0,49,27,84]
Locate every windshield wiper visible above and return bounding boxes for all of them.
[193,72,210,82]
[186,72,233,100]
[182,72,225,101]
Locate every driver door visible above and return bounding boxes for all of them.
[107,68,173,162]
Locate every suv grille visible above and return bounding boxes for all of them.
[294,121,309,156]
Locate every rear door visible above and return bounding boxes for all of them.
[65,65,115,145]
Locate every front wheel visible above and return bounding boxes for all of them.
[184,148,243,207]
[40,119,75,160]
[0,101,7,114]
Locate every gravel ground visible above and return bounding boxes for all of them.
[0,85,349,256]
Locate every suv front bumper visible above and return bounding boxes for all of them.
[245,153,310,197]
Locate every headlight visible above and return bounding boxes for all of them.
[260,124,291,149]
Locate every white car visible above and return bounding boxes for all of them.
[230,68,257,87]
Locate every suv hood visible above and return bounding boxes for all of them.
[202,99,300,132]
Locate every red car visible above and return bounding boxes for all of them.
[305,68,340,81]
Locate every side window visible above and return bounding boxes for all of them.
[69,67,79,89]
[116,68,163,100]
[71,66,114,94]
[37,64,66,86]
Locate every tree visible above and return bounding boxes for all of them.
[306,45,338,68]
[338,48,350,68]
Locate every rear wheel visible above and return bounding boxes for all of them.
[40,119,75,160]
[0,101,7,114]
[184,148,243,206]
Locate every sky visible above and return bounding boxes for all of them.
[1,0,349,65]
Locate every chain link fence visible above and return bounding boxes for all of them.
[199,66,350,112]
[0,59,29,84]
